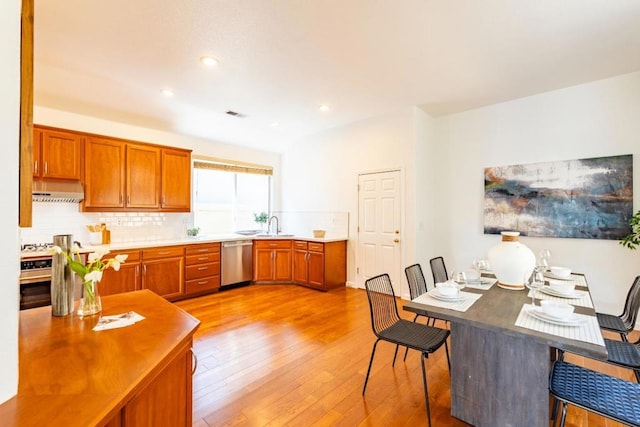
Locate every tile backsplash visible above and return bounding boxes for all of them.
[20,202,191,246]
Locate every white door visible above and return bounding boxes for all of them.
[357,170,402,295]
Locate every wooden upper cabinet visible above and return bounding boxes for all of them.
[33,127,82,180]
[82,132,191,212]
[84,136,126,209]
[126,143,161,209]
[161,149,191,211]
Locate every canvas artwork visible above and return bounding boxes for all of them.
[484,155,633,239]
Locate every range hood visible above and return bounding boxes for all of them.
[32,180,85,203]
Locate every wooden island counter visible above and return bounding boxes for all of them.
[0,290,200,426]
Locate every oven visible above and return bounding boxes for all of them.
[20,255,52,310]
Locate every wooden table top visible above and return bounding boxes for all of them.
[0,290,200,426]
[403,274,608,360]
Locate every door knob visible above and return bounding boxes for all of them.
[394,238,400,243]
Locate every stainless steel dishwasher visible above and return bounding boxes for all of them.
[221,240,253,287]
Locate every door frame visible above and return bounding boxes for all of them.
[355,167,406,298]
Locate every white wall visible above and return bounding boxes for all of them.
[281,107,418,295]
[431,71,640,315]
[1,0,21,404]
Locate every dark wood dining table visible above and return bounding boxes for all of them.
[403,274,607,427]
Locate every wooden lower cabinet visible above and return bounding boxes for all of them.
[141,246,185,299]
[184,243,221,296]
[292,240,346,290]
[253,240,292,282]
[121,340,193,426]
[100,249,141,296]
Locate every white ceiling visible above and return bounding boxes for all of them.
[34,0,640,153]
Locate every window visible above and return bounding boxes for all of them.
[192,160,271,234]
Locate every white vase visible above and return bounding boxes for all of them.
[487,231,535,290]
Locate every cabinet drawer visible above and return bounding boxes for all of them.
[293,241,308,250]
[108,249,141,262]
[254,240,291,249]
[143,246,184,260]
[185,252,220,265]
[185,262,220,280]
[308,242,324,252]
[185,243,220,256]
[185,275,220,294]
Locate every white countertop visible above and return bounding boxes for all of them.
[20,234,348,258]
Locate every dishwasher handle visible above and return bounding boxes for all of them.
[222,241,253,248]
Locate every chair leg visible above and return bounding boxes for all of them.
[420,352,432,427]
[444,340,451,372]
[559,401,568,427]
[551,396,560,422]
[392,344,399,367]
[362,339,380,395]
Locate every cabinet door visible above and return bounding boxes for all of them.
[307,251,325,288]
[126,143,161,209]
[123,342,192,426]
[100,263,141,296]
[292,249,308,284]
[39,129,82,180]
[254,248,275,281]
[142,256,184,299]
[161,148,191,211]
[84,137,126,208]
[273,249,292,282]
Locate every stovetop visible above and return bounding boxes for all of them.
[21,243,54,252]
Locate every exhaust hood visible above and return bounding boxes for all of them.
[32,180,85,203]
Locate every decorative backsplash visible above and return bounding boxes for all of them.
[19,203,350,247]
[271,211,349,238]
[20,202,191,246]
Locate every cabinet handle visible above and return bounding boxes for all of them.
[135,265,139,277]
[190,348,198,375]
[197,280,208,285]
[44,162,48,175]
[34,160,38,175]
[197,266,208,271]
[158,251,171,255]
[197,249,209,253]
[127,195,131,204]
[119,194,123,204]
[143,265,147,275]
[197,256,208,261]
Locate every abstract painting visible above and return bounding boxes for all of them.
[484,155,633,239]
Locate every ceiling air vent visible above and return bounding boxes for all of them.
[225,110,245,118]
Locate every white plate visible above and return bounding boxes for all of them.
[429,290,465,302]
[539,286,585,299]
[465,278,494,285]
[544,272,578,281]
[525,306,586,326]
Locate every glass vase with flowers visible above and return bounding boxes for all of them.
[50,245,128,316]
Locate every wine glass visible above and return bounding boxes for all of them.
[524,270,544,307]
[451,271,467,296]
[538,249,551,272]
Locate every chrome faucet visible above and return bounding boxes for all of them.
[267,215,280,235]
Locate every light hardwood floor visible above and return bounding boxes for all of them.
[176,284,636,427]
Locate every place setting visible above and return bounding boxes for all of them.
[413,274,482,312]
[534,280,593,308]
[514,270,604,346]
[460,259,497,290]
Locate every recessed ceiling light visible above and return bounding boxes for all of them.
[161,88,174,97]
[200,56,220,67]
[319,104,330,112]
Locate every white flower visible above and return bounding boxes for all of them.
[85,270,103,283]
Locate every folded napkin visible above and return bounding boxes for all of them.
[93,311,146,331]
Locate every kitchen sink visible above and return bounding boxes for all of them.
[256,233,295,238]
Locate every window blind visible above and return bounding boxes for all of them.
[192,157,273,176]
